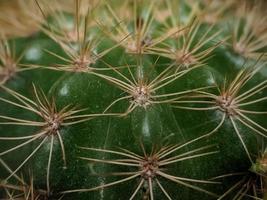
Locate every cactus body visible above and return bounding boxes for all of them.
[0,0,267,199]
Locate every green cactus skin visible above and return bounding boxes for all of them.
[0,0,267,199]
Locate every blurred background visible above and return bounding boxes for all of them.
[0,0,266,38]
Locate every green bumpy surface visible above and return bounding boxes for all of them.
[0,0,267,199]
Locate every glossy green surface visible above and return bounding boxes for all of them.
[0,2,266,199]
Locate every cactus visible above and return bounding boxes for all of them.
[0,0,266,199]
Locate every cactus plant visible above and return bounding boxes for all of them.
[0,0,266,199]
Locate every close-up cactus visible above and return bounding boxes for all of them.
[0,0,266,199]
